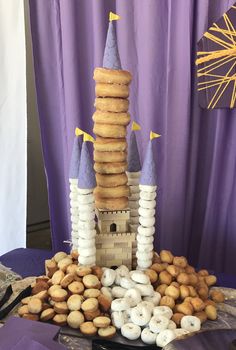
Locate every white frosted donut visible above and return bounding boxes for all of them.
[168,320,177,330]
[70,200,78,208]
[120,277,136,289]
[72,223,79,231]
[138,207,155,218]
[130,209,139,217]
[77,188,93,195]
[115,265,130,285]
[69,192,78,200]
[136,251,153,261]
[111,311,125,329]
[78,202,95,212]
[153,306,173,320]
[139,216,155,228]
[112,286,126,298]
[78,255,95,266]
[137,234,154,244]
[78,229,96,239]
[137,243,153,253]
[124,288,142,307]
[129,185,140,194]
[174,329,190,338]
[130,224,139,233]
[137,259,153,269]
[77,238,95,248]
[111,298,130,312]
[130,271,150,284]
[78,221,95,230]
[78,246,96,257]
[135,284,154,297]
[69,178,78,185]
[180,315,201,332]
[101,268,116,287]
[123,308,132,323]
[79,211,95,221]
[69,183,77,191]
[139,184,157,192]
[156,329,176,347]
[71,215,79,224]
[149,315,169,334]
[77,193,94,204]
[139,199,156,209]
[70,207,79,216]
[126,171,141,179]
[71,230,78,238]
[131,304,151,326]
[138,226,155,236]
[138,300,154,314]
[129,201,139,209]
[141,328,157,345]
[129,193,140,200]
[121,323,141,340]
[144,292,161,306]
[101,287,113,300]
[130,216,139,224]
[140,191,157,200]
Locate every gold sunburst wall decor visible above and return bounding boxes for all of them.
[196,3,236,109]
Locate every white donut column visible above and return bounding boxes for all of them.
[136,184,157,270]
[69,178,79,250]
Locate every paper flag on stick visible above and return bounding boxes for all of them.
[83,132,95,143]
[132,121,141,131]
[150,131,161,140]
[109,12,121,22]
[75,127,84,137]
[196,3,236,108]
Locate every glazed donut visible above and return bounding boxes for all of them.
[94,98,129,113]
[139,217,155,228]
[140,191,157,201]
[139,184,157,192]
[77,229,96,239]
[115,265,130,285]
[93,123,127,139]
[101,268,116,287]
[111,298,130,312]
[77,194,94,205]
[78,256,95,266]
[94,162,127,174]
[124,288,142,307]
[153,306,173,320]
[149,315,169,334]
[131,305,151,326]
[78,238,95,249]
[138,226,155,237]
[78,221,95,230]
[137,243,153,253]
[180,315,201,332]
[137,259,153,269]
[96,173,127,187]
[77,188,93,195]
[95,83,129,98]
[139,199,156,209]
[111,311,125,329]
[94,137,127,151]
[156,329,176,347]
[94,151,127,163]
[137,234,154,245]
[135,284,154,297]
[121,323,141,341]
[141,328,157,345]
[79,211,95,221]
[93,68,132,85]
[94,185,129,199]
[95,197,128,210]
[120,277,136,289]
[130,271,150,285]
[79,247,96,257]
[144,292,161,306]
[138,207,155,218]
[93,110,130,126]
[112,286,126,298]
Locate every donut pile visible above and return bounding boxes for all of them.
[93,67,132,210]
[17,251,116,339]
[69,178,79,250]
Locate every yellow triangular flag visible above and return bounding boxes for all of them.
[132,121,141,131]
[150,131,161,140]
[75,127,84,137]
[83,132,95,143]
[109,12,121,22]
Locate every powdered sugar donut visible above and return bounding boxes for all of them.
[70,200,78,208]
[79,211,95,221]
[101,269,116,287]
[77,188,93,195]
[120,277,136,289]
[78,238,95,249]
[78,202,95,212]
[78,255,95,266]
[127,177,140,186]
[129,193,140,200]
[137,243,153,253]
[139,184,157,192]
[77,193,94,204]
[111,298,130,312]
[139,199,156,210]
[123,308,132,323]
[144,292,161,306]
[139,216,155,228]
[130,224,139,233]
[135,284,154,297]
[70,192,78,200]
[137,234,154,244]
[72,223,79,231]
[121,323,141,341]
[130,209,139,217]
[156,329,176,347]
[78,221,95,230]
[174,329,190,337]
[71,215,79,224]
[130,216,139,224]
[153,306,173,320]
[115,265,129,285]
[131,304,151,326]
[138,226,155,236]
[78,229,96,239]
[70,207,79,216]
[79,246,96,257]
[141,328,157,345]
[138,207,155,218]
[137,259,153,270]
[69,178,78,185]
[101,287,113,300]
[130,271,150,284]
[124,288,142,307]
[112,286,126,298]
[140,191,157,201]
[138,300,154,314]
[149,315,169,334]
[111,311,125,329]
[136,251,153,261]
[180,315,201,332]
[168,320,177,330]
[126,171,140,179]
[129,185,140,193]
[129,201,139,210]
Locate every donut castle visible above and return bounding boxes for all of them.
[69,12,160,270]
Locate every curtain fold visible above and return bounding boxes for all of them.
[29,0,236,273]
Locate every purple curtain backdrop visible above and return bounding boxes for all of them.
[29,0,236,274]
